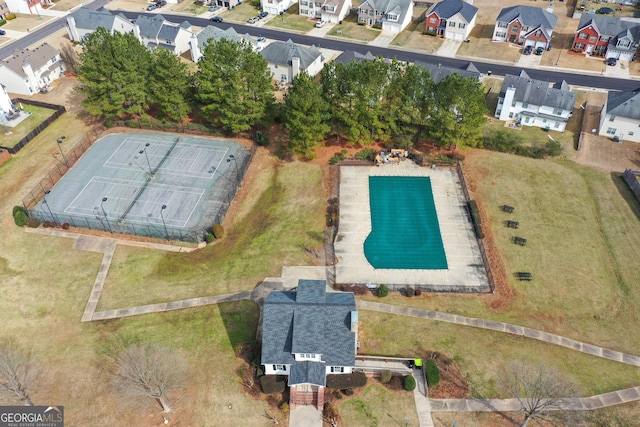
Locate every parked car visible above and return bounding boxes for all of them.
[209,5,220,11]
[606,57,617,66]
[0,29,6,36]
[146,3,157,10]
[155,0,167,6]
[248,16,258,24]
[523,45,533,55]
[315,20,327,28]
[258,11,268,18]
[535,47,544,55]
[257,36,266,43]
[210,16,223,22]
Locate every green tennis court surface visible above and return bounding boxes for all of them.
[364,176,448,269]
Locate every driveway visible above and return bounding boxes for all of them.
[289,405,323,427]
[369,30,396,47]
[516,50,543,68]
[436,38,462,58]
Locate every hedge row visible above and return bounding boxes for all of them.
[326,372,367,389]
[426,359,440,387]
[467,200,483,239]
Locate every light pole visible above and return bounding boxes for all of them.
[226,154,240,182]
[56,137,68,167]
[139,143,153,177]
[101,197,113,234]
[160,204,169,240]
[43,190,56,223]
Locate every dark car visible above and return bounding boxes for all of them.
[523,45,533,55]
[597,7,613,14]
[155,0,166,6]
[535,46,544,55]
[210,16,223,22]
[606,57,617,66]
[0,29,6,36]
[258,11,268,18]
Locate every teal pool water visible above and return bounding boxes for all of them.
[364,176,448,269]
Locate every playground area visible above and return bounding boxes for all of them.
[25,132,250,242]
[334,162,490,292]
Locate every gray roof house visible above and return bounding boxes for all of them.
[261,279,357,396]
[572,15,640,61]
[0,43,65,96]
[599,91,640,143]
[495,71,576,132]
[133,14,193,56]
[189,25,256,62]
[66,7,135,42]
[260,39,324,83]
[357,0,414,34]
[492,5,558,49]
[414,60,481,83]
[425,0,478,40]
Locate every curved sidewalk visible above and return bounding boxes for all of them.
[356,301,640,367]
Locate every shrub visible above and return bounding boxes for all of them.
[0,19,6,26]
[380,370,392,384]
[259,375,287,394]
[5,13,16,20]
[280,402,289,414]
[104,117,114,128]
[403,375,416,391]
[329,152,346,165]
[546,139,562,157]
[43,221,54,228]
[13,205,27,217]
[25,218,41,228]
[256,131,269,147]
[61,223,70,230]
[205,233,215,243]
[342,388,354,396]
[213,224,224,239]
[467,200,481,224]
[14,211,28,227]
[377,284,389,297]
[326,372,367,389]
[355,148,377,161]
[415,288,422,296]
[405,287,415,297]
[426,359,440,387]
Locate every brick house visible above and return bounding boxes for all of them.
[572,14,640,61]
[424,0,478,41]
[492,5,558,49]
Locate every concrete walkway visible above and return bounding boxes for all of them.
[289,405,323,427]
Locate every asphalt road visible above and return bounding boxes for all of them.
[2,3,639,92]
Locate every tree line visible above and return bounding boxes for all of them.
[76,29,487,156]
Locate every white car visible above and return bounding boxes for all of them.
[315,20,326,28]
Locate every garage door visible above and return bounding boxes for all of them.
[267,6,278,14]
[619,52,633,61]
[453,32,464,41]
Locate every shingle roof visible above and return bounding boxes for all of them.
[135,14,166,39]
[577,14,640,37]
[496,5,558,31]
[414,60,481,83]
[2,43,59,78]
[358,0,413,24]
[500,73,576,111]
[260,39,322,70]
[606,91,640,120]
[70,7,117,30]
[289,361,327,386]
[427,0,478,23]
[196,25,254,51]
[261,279,356,381]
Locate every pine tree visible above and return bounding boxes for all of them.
[149,48,192,122]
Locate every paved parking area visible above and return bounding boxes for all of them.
[335,162,489,290]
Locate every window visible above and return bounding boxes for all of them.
[606,127,616,135]
[600,35,609,41]
[542,119,547,123]
[525,117,530,123]
[369,10,374,16]
[325,5,334,12]
[496,31,506,38]
[628,131,634,136]
[273,364,286,371]
[315,2,321,6]
[512,25,518,32]
[449,21,455,27]
[458,23,465,29]
[575,43,585,49]
[508,112,513,118]
[511,100,516,107]
[536,30,541,36]
[609,116,616,122]
[331,367,344,373]
[553,108,562,115]
[387,13,398,21]
[300,1,307,5]
[300,353,315,359]
[589,36,597,43]
[429,17,437,23]
[554,122,560,128]
[578,32,588,40]
[301,8,307,13]
[165,39,172,44]
[522,103,528,109]
[617,40,631,48]
[280,74,287,81]
[498,22,508,28]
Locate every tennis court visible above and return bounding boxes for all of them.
[29,132,251,242]
[365,176,448,270]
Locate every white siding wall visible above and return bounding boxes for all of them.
[599,114,640,143]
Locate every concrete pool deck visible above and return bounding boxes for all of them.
[334,162,490,292]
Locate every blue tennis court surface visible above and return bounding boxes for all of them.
[364,176,448,269]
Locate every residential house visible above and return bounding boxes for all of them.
[356,0,413,33]
[334,50,377,65]
[492,5,558,49]
[0,0,10,19]
[0,84,14,118]
[4,0,41,15]
[572,15,640,61]
[261,279,357,408]
[133,14,193,56]
[212,0,241,9]
[495,71,576,132]
[425,0,478,41]
[190,25,256,62]
[260,39,324,83]
[261,0,297,16]
[599,91,640,143]
[0,43,65,95]
[299,0,351,23]
[66,7,136,42]
[415,60,481,83]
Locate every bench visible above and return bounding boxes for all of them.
[502,205,515,213]
[516,272,532,281]
[514,237,527,246]
[506,220,519,229]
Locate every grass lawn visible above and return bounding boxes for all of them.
[1,104,60,149]
[326,13,380,42]
[264,3,316,32]
[219,2,262,21]
[98,157,327,309]
[338,384,419,427]
[358,310,640,398]
[171,0,208,15]
[391,20,443,53]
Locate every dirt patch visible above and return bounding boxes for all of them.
[425,352,469,399]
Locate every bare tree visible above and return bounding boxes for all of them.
[499,361,584,427]
[0,341,38,406]
[113,343,186,413]
[59,43,79,76]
